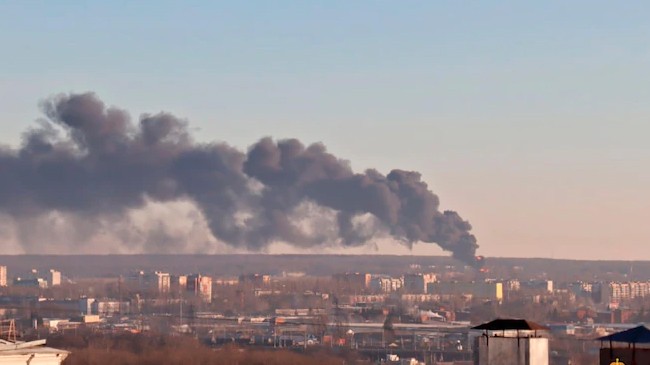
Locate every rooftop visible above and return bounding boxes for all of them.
[472,318,550,331]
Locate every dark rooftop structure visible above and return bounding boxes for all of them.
[598,325,650,344]
[597,325,650,365]
[472,319,549,332]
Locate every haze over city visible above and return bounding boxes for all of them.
[1,2,649,260]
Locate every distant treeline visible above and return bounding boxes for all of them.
[1,254,648,281]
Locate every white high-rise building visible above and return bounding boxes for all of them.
[0,266,6,287]
[47,270,61,287]
[153,271,171,293]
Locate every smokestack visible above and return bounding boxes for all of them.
[0,92,480,264]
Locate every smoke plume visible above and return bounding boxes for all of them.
[0,93,479,264]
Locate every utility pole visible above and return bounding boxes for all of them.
[304,325,307,350]
[179,290,183,327]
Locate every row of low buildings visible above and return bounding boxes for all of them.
[332,272,553,300]
[603,281,650,301]
[0,296,130,318]
[344,284,502,305]
[0,269,215,306]
[125,271,213,303]
[569,280,650,304]
[0,266,62,288]
[99,272,278,305]
[333,273,438,294]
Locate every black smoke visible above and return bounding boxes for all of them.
[0,93,479,264]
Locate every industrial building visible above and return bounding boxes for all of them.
[11,269,63,289]
[13,277,47,288]
[94,300,131,316]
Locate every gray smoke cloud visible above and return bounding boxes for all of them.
[0,93,479,264]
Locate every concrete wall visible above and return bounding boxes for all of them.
[528,338,548,365]
[475,336,548,365]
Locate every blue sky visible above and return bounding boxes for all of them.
[1,1,649,258]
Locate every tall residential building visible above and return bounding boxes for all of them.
[371,276,403,293]
[606,281,650,302]
[126,271,171,294]
[187,274,212,303]
[0,266,6,287]
[47,269,62,287]
[333,272,372,291]
[403,273,437,294]
[505,279,521,292]
[238,274,271,286]
[152,271,171,293]
[177,275,188,289]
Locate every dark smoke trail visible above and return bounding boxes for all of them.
[0,92,479,264]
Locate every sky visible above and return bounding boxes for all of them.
[0,1,649,259]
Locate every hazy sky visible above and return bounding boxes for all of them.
[1,1,648,259]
